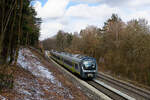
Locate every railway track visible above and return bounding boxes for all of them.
[87,80,133,100]
[97,72,150,100]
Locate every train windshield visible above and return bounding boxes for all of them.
[83,60,95,68]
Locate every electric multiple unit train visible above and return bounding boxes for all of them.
[49,50,98,79]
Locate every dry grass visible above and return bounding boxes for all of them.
[0,65,14,92]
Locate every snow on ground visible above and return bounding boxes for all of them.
[16,48,74,100]
[18,49,56,84]
[0,95,6,100]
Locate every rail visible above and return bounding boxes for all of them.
[97,72,150,100]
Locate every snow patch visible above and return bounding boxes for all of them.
[0,95,6,100]
[18,89,32,96]
[17,48,74,99]
[17,48,56,85]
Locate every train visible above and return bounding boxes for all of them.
[49,50,98,79]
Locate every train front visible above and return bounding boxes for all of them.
[81,57,98,79]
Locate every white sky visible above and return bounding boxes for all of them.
[33,0,150,40]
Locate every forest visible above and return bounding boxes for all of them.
[0,0,41,90]
[42,14,150,86]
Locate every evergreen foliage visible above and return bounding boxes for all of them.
[0,0,41,65]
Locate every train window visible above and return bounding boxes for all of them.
[54,55,56,57]
[53,54,60,60]
[64,59,72,67]
[57,56,60,60]
[75,64,78,70]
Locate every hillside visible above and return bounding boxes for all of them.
[0,48,89,100]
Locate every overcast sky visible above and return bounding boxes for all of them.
[33,0,150,40]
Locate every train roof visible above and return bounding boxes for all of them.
[51,51,96,63]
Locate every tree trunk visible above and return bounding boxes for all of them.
[14,0,23,65]
[0,0,16,64]
[7,1,17,64]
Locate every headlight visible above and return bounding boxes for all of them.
[92,64,95,68]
